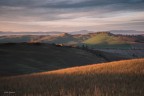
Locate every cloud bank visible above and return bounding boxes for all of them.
[0,0,144,32]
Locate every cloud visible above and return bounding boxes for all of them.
[0,0,144,10]
[0,0,144,31]
[39,0,144,9]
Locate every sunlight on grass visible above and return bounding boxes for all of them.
[0,58,144,96]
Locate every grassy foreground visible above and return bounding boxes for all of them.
[0,58,144,96]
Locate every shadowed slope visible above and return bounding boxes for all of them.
[0,43,107,76]
[0,43,128,76]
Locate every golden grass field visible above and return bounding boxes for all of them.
[0,58,144,96]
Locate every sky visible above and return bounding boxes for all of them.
[0,0,144,32]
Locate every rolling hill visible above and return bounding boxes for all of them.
[0,32,144,49]
[0,58,143,96]
[0,43,103,76]
[83,32,133,45]
[0,43,127,76]
[83,32,144,49]
[0,35,32,43]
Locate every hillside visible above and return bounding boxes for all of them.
[0,43,127,76]
[0,32,144,49]
[0,32,143,44]
[0,43,105,76]
[83,32,136,45]
[47,58,144,74]
[0,59,143,96]
[41,33,78,44]
[0,35,32,43]
[83,32,144,49]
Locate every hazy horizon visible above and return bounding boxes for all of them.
[0,30,144,35]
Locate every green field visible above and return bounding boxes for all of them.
[82,33,134,49]
[84,33,127,45]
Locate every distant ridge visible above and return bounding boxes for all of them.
[0,31,65,36]
[0,30,144,36]
[0,31,144,49]
[70,30,94,35]
[110,30,144,35]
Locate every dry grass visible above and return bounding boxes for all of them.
[0,58,144,96]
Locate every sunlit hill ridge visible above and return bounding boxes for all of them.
[0,59,143,96]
